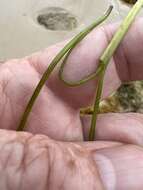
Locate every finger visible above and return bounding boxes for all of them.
[28,26,121,108]
[95,144,143,190]
[112,18,143,81]
[0,129,106,190]
[81,113,143,145]
[0,129,143,190]
[28,18,143,108]
[0,59,83,140]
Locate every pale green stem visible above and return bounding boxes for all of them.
[89,66,106,140]
[17,6,113,131]
[89,0,143,141]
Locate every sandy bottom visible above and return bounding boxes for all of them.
[0,0,142,60]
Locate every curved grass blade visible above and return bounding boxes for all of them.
[17,6,113,131]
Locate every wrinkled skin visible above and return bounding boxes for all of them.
[0,19,143,190]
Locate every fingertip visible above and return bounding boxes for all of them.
[81,113,143,145]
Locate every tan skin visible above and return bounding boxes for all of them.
[0,18,143,189]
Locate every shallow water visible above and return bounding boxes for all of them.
[1,0,142,60]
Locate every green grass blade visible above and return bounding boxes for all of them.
[17,6,113,131]
[89,0,143,141]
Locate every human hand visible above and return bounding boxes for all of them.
[0,19,143,189]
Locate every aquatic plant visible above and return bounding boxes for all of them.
[17,0,143,141]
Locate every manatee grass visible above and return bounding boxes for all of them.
[17,0,143,141]
[17,5,113,132]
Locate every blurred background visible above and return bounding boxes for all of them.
[0,0,141,61]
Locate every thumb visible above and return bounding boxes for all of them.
[0,129,104,190]
[1,129,143,189]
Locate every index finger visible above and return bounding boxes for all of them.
[28,18,143,108]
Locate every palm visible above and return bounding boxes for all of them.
[0,19,143,189]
